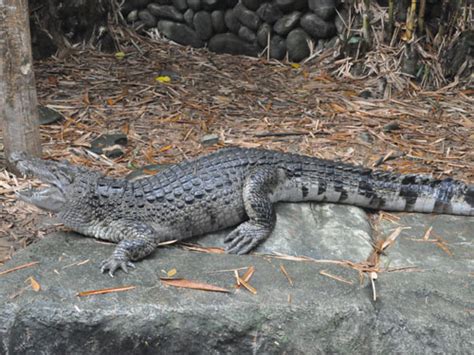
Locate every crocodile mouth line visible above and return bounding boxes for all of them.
[16,184,61,200]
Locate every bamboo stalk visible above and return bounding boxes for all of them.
[462,0,468,31]
[362,0,371,45]
[418,0,426,35]
[405,0,417,41]
[387,0,394,39]
[435,0,450,46]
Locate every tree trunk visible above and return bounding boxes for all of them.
[0,0,42,172]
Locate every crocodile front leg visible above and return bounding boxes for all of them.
[100,221,159,277]
[225,167,279,254]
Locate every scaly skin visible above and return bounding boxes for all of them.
[12,148,474,276]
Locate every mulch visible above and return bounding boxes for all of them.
[0,28,472,265]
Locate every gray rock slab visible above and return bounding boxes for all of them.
[195,203,373,261]
[0,205,473,354]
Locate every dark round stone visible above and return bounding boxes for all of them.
[157,20,204,47]
[286,28,310,62]
[270,35,287,60]
[90,133,128,155]
[126,0,152,10]
[148,4,184,21]
[256,23,271,47]
[193,11,213,40]
[241,0,266,11]
[37,106,64,125]
[127,10,139,22]
[187,0,201,11]
[238,26,257,43]
[172,0,188,11]
[208,33,259,56]
[308,0,336,20]
[202,0,219,11]
[184,8,195,27]
[234,3,260,31]
[275,0,306,12]
[211,10,226,33]
[224,9,240,34]
[273,11,301,35]
[138,9,157,28]
[256,2,283,24]
[300,13,336,39]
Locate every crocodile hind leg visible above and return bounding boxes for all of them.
[225,167,279,254]
[100,221,159,277]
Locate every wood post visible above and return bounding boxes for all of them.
[0,0,42,172]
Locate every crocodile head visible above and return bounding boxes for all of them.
[12,152,94,213]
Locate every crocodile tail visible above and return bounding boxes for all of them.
[371,173,474,216]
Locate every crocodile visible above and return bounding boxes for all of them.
[12,148,474,276]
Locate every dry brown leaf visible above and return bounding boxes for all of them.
[77,285,136,297]
[319,270,353,285]
[241,266,255,283]
[236,276,257,295]
[380,227,405,250]
[423,226,433,240]
[180,244,225,254]
[160,278,230,293]
[435,239,453,256]
[279,264,294,286]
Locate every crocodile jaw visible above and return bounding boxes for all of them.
[16,185,66,213]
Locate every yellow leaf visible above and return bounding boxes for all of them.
[156,75,171,83]
[115,51,125,60]
[159,144,173,153]
[27,276,41,292]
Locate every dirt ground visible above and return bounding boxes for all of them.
[1,36,472,266]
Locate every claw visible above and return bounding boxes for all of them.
[100,258,135,277]
[224,222,270,255]
[226,236,257,255]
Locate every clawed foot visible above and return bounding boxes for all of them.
[100,257,135,277]
[224,222,269,254]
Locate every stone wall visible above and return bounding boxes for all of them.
[122,0,341,62]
